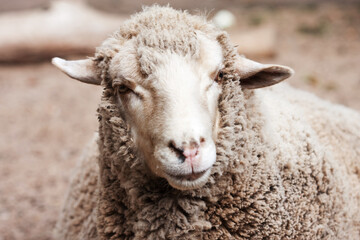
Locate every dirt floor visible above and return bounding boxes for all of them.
[0,3,359,240]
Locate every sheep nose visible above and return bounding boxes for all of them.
[169,140,201,163]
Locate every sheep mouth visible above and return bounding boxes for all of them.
[167,169,208,181]
[164,168,212,190]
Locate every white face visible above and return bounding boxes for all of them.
[109,35,224,190]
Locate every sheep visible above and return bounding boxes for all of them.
[52,5,360,240]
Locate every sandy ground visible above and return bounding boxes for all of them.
[0,3,359,240]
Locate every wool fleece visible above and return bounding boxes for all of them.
[54,5,360,240]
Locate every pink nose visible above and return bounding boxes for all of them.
[183,146,199,162]
[169,140,201,163]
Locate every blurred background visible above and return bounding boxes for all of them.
[0,0,359,239]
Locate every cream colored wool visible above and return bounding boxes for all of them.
[54,6,360,239]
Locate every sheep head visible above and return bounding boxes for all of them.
[52,23,293,192]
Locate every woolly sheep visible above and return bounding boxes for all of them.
[52,6,360,239]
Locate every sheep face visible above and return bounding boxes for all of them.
[108,35,223,190]
[52,24,293,191]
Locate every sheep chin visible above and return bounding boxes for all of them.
[164,168,212,190]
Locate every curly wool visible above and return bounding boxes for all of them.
[54,6,360,240]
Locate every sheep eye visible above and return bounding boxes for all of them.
[117,84,131,94]
[215,70,224,84]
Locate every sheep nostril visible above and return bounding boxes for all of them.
[169,141,186,163]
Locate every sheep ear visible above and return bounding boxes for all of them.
[51,57,101,85]
[235,57,294,89]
